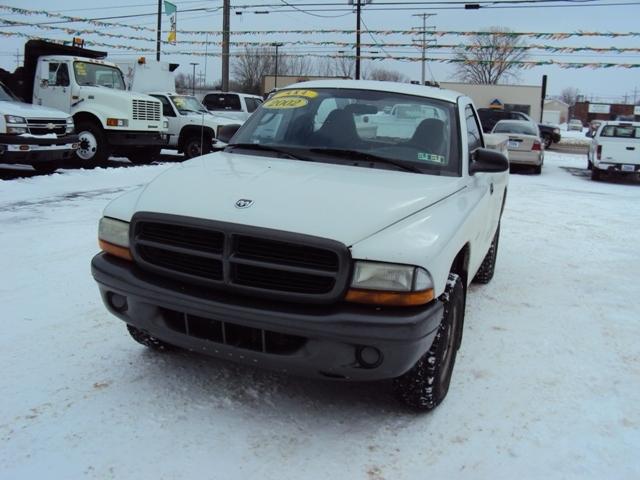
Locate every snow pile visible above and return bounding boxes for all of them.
[559,128,591,147]
[1,155,639,479]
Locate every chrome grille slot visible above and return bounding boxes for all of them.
[26,118,66,136]
[132,99,161,121]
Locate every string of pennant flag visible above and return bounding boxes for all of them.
[2,18,640,54]
[1,4,640,39]
[1,31,639,69]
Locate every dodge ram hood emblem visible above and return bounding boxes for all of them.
[235,199,254,209]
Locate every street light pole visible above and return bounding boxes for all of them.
[190,62,199,96]
[272,42,283,88]
[156,0,162,61]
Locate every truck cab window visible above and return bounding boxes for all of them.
[48,63,70,87]
[465,105,482,152]
[150,95,176,117]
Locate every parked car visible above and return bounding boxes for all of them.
[568,119,583,131]
[91,80,509,412]
[588,121,640,180]
[492,119,544,174]
[477,108,560,148]
[0,80,79,173]
[198,91,263,122]
[148,92,241,158]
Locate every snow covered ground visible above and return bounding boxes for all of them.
[1,154,639,479]
[558,128,591,147]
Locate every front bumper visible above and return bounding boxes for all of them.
[91,253,443,381]
[104,130,168,147]
[0,134,79,164]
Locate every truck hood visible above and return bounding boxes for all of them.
[182,112,240,128]
[0,100,70,119]
[127,152,465,246]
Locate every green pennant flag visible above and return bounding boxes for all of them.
[165,1,177,44]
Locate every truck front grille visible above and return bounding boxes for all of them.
[131,213,351,303]
[26,118,66,136]
[132,99,161,121]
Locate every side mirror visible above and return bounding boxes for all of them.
[470,148,509,174]
[585,131,594,138]
[217,124,241,144]
[40,79,49,88]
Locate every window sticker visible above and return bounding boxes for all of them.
[263,97,309,109]
[273,89,318,99]
[75,63,87,76]
[417,152,446,164]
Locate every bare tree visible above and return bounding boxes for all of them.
[231,47,314,94]
[559,87,579,106]
[453,28,527,84]
[318,55,355,78]
[365,67,408,82]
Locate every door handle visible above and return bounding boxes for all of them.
[490,183,494,194]
[626,146,635,151]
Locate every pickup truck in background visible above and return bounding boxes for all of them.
[0,40,166,167]
[588,121,640,181]
[0,80,78,174]
[116,58,242,159]
[198,91,263,122]
[91,80,509,412]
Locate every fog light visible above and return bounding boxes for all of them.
[107,292,128,312]
[356,346,382,369]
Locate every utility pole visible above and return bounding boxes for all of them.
[190,62,199,96]
[355,0,361,80]
[412,13,436,85]
[221,0,230,92]
[15,49,20,68]
[156,0,162,61]
[272,42,283,88]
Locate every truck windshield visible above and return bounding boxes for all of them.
[230,88,459,176]
[74,62,125,90]
[0,82,18,101]
[170,95,208,114]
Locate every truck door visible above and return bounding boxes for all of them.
[35,61,72,113]
[464,103,497,261]
[150,95,179,146]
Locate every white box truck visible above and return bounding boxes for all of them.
[0,40,167,166]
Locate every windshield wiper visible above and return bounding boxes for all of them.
[226,143,313,162]
[309,148,423,173]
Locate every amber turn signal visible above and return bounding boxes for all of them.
[345,288,434,306]
[99,239,133,261]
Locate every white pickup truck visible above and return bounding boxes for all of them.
[0,80,78,173]
[91,80,509,411]
[147,92,241,158]
[588,121,640,180]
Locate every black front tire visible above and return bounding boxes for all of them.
[393,273,465,411]
[127,325,175,351]
[75,121,110,166]
[543,134,552,149]
[183,135,212,159]
[591,168,602,181]
[473,225,500,284]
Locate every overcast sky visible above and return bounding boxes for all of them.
[1,0,639,101]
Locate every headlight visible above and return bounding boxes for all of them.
[346,261,434,306]
[65,117,74,133]
[553,128,560,134]
[163,120,169,129]
[98,217,132,260]
[5,115,26,124]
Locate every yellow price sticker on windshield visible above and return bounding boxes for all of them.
[273,89,318,99]
[263,97,309,109]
